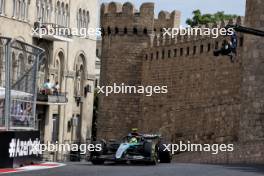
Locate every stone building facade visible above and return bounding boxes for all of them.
[0,0,98,160]
[98,0,264,163]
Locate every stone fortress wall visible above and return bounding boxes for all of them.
[98,0,264,163]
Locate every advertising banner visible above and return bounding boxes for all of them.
[0,131,41,168]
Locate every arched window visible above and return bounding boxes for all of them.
[77,9,80,29]
[0,0,5,15]
[75,54,86,97]
[38,55,47,88]
[78,8,82,29]
[25,0,30,20]
[49,0,52,22]
[41,1,45,23]
[12,0,17,17]
[36,0,40,20]
[55,1,58,23]
[82,10,86,29]
[56,52,64,85]
[46,0,50,23]
[21,0,25,20]
[57,1,61,25]
[61,2,65,26]
[17,0,21,19]
[76,8,89,30]
[86,11,90,28]
[65,4,69,27]
[55,59,60,82]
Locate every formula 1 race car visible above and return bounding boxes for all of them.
[90,132,172,165]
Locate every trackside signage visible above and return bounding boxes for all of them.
[0,131,41,168]
[9,138,42,158]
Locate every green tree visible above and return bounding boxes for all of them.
[186,10,238,27]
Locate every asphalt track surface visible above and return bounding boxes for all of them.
[8,162,264,176]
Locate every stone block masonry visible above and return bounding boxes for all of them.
[98,0,264,164]
[141,35,243,145]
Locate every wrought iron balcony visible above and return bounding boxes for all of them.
[32,22,72,42]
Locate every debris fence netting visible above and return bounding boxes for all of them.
[0,37,44,131]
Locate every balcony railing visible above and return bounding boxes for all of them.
[32,22,72,42]
[37,89,68,105]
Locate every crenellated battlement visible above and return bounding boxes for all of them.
[143,16,245,62]
[148,16,244,48]
[154,10,181,31]
[100,2,181,36]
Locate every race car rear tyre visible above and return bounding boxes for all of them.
[159,152,171,163]
[144,142,158,165]
[158,142,172,163]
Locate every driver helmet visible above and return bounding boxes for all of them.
[129,137,138,143]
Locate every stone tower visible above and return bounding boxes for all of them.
[98,2,180,139]
[240,0,264,142]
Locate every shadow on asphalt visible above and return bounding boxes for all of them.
[222,164,264,175]
[71,162,159,167]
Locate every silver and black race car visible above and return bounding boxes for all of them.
[90,132,172,165]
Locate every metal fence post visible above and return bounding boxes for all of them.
[4,40,11,130]
[32,52,40,130]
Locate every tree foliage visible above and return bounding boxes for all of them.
[186,10,238,27]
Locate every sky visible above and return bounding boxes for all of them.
[99,0,246,25]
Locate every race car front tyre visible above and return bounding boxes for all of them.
[90,140,106,165]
